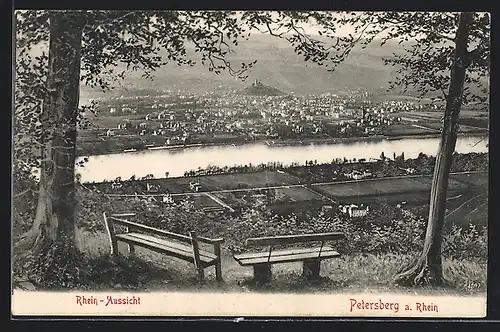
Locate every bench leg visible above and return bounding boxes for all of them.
[214,243,223,283]
[196,267,205,282]
[215,260,223,283]
[128,244,135,257]
[303,259,321,281]
[110,240,119,258]
[253,263,272,284]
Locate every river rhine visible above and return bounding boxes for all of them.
[77,135,488,183]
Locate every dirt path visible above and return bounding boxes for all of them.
[126,248,486,296]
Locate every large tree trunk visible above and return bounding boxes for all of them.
[394,12,474,286]
[13,11,85,288]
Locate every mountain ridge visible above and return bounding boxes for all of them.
[22,34,487,100]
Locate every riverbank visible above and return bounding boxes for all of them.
[76,131,487,157]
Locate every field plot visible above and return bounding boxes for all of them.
[162,177,221,193]
[412,192,488,228]
[464,200,488,227]
[89,171,304,194]
[190,193,225,210]
[151,178,199,193]
[333,189,463,206]
[409,111,443,119]
[274,187,326,202]
[411,175,469,191]
[393,110,488,128]
[313,175,472,199]
[382,124,435,136]
[449,172,489,187]
[195,171,302,191]
[391,112,440,122]
[314,177,428,197]
[212,192,247,207]
[457,118,489,129]
[459,110,489,118]
[88,114,146,129]
[414,121,485,133]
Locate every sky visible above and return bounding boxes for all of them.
[247,11,358,37]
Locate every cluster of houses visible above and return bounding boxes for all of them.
[404,167,416,175]
[380,100,437,113]
[162,193,174,204]
[189,181,202,192]
[111,92,358,140]
[322,203,371,218]
[344,170,373,180]
[101,88,430,144]
[339,203,370,218]
[343,107,404,135]
[146,183,161,192]
[108,106,135,114]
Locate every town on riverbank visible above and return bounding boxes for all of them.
[76,86,488,157]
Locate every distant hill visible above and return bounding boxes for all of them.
[22,34,488,100]
[241,79,285,96]
[79,35,402,99]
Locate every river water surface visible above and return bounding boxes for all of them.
[77,135,488,183]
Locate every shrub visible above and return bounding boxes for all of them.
[65,187,491,262]
[442,224,488,260]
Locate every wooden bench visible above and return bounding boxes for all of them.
[103,212,224,282]
[233,232,345,283]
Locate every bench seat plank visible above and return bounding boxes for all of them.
[116,233,217,266]
[234,246,336,261]
[233,246,340,266]
[127,232,216,259]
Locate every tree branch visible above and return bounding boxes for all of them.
[14,188,33,198]
[86,11,137,28]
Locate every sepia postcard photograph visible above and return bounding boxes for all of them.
[11,9,490,318]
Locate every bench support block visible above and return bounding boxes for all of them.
[128,244,135,257]
[302,259,321,280]
[253,263,272,283]
[214,243,223,283]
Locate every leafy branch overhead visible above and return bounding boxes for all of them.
[321,12,490,104]
[15,10,491,94]
[18,10,262,92]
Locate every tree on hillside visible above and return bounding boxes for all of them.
[310,12,489,286]
[13,9,345,287]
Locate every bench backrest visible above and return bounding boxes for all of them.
[105,213,224,245]
[246,232,345,247]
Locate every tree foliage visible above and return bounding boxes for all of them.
[323,12,490,104]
